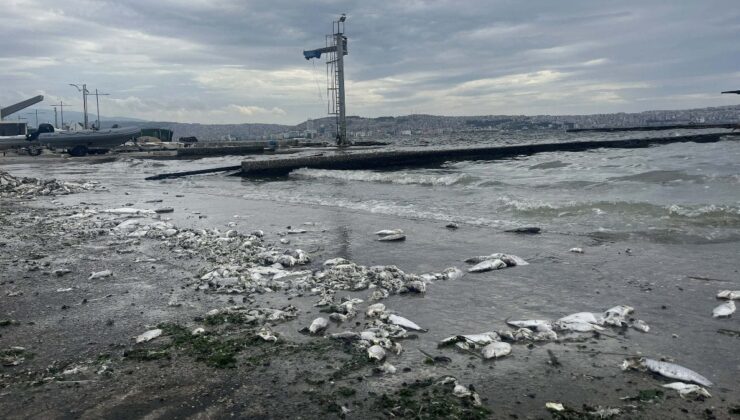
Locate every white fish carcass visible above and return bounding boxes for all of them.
[622,357,713,387]
[468,259,506,273]
[481,342,511,359]
[506,319,552,329]
[662,382,712,398]
[367,344,386,361]
[387,314,426,332]
[308,317,329,334]
[375,229,404,236]
[88,270,112,280]
[716,290,740,300]
[712,301,735,318]
[135,328,162,343]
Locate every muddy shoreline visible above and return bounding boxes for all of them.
[1,170,739,419]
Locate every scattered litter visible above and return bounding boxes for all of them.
[135,328,162,343]
[88,270,112,280]
[712,301,735,318]
[622,357,713,387]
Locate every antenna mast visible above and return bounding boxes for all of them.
[303,14,349,147]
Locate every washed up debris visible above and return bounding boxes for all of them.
[464,253,528,273]
[375,229,404,236]
[53,269,71,277]
[712,301,735,318]
[103,208,155,215]
[506,319,552,329]
[192,327,205,336]
[155,207,174,214]
[366,303,387,317]
[437,377,482,407]
[481,341,511,359]
[717,290,740,300]
[375,361,396,374]
[135,328,162,343]
[308,317,329,334]
[662,382,712,399]
[445,222,459,229]
[0,170,100,198]
[545,402,565,412]
[569,247,584,253]
[367,344,386,361]
[56,287,73,292]
[88,270,112,280]
[1,347,31,366]
[622,357,713,387]
[603,305,634,326]
[286,228,307,234]
[717,328,740,338]
[505,227,541,234]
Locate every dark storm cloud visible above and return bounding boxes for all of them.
[1,0,738,123]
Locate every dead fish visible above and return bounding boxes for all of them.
[378,233,406,242]
[662,382,712,398]
[622,357,713,387]
[256,327,278,342]
[468,259,506,273]
[442,267,465,280]
[376,362,396,374]
[506,319,552,329]
[712,301,735,318]
[569,247,584,253]
[330,331,361,341]
[452,382,482,407]
[445,222,459,229]
[557,312,604,326]
[387,314,426,332]
[603,305,634,326]
[308,317,329,334]
[631,319,650,333]
[155,207,174,214]
[375,229,404,236]
[481,342,511,359]
[555,321,605,332]
[135,328,162,343]
[717,290,740,300]
[191,327,205,336]
[53,269,71,277]
[504,227,541,234]
[367,344,386,361]
[440,332,499,347]
[323,257,349,266]
[88,270,112,280]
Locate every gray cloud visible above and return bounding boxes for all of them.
[1,0,738,124]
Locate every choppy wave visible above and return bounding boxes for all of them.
[290,168,474,186]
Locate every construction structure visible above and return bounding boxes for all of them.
[303,14,349,146]
[0,95,44,121]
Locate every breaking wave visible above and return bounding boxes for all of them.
[290,168,474,186]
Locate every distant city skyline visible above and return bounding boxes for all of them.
[1,0,739,125]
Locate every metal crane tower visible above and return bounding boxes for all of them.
[303,14,349,146]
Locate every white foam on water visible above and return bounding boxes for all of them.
[290,168,474,186]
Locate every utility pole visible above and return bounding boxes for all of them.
[69,83,90,129]
[24,109,39,128]
[303,14,349,146]
[51,101,70,129]
[88,89,110,130]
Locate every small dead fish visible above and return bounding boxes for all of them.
[330,331,361,341]
[308,317,329,334]
[481,341,511,359]
[557,312,604,326]
[376,362,396,374]
[375,229,404,236]
[440,332,499,347]
[569,247,584,253]
[717,290,740,300]
[622,357,713,387]
[468,259,506,273]
[445,222,459,229]
[388,314,426,332]
[135,328,162,343]
[88,270,112,280]
[662,382,712,399]
[378,233,406,242]
[442,267,465,280]
[452,382,482,406]
[367,344,386,361]
[712,301,735,318]
[192,327,205,336]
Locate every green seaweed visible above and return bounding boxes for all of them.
[374,379,490,419]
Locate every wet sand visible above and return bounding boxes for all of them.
[1,161,739,419]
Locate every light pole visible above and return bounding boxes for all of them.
[51,101,70,129]
[69,84,90,129]
[24,109,39,128]
[89,89,110,130]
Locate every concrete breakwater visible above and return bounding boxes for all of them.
[240,132,738,177]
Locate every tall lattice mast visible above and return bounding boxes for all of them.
[304,14,348,146]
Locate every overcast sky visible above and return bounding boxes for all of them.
[2,0,739,124]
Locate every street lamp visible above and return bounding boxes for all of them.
[69,83,89,129]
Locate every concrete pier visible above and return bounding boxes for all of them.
[240,132,737,177]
